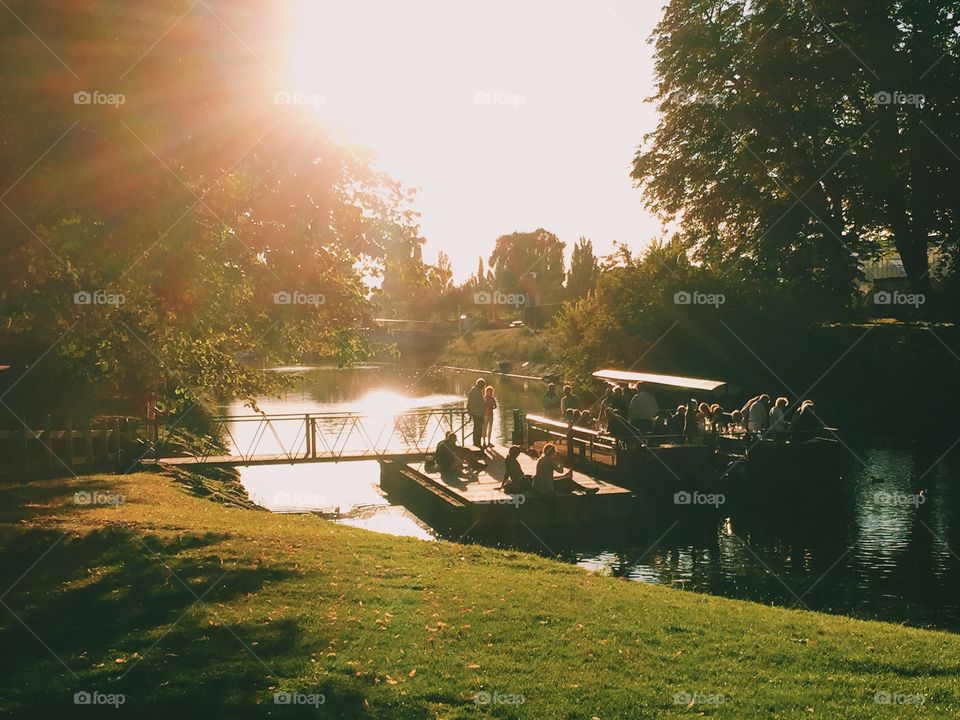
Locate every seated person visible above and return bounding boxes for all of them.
[668,405,686,438]
[789,400,822,438]
[500,445,532,493]
[533,444,598,495]
[435,432,483,476]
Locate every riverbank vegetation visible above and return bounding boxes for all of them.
[2,472,959,718]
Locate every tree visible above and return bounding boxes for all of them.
[633,0,960,301]
[0,0,421,414]
[488,229,566,306]
[566,237,600,300]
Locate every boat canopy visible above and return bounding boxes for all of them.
[593,369,728,394]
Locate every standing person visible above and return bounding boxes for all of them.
[596,387,613,419]
[683,399,699,444]
[748,394,771,436]
[628,385,659,433]
[542,383,560,415]
[560,385,581,414]
[466,378,486,448]
[609,385,628,416]
[533,444,598,495]
[482,385,497,448]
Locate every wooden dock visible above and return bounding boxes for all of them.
[380,444,635,533]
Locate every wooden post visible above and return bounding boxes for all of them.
[114,418,121,468]
[84,421,94,471]
[44,414,54,474]
[304,414,311,458]
[22,418,29,477]
[310,417,317,460]
[65,415,74,472]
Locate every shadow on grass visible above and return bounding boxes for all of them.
[0,527,437,719]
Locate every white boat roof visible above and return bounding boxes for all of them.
[593,369,727,393]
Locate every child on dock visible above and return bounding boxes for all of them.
[482,386,497,448]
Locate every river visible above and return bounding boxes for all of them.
[223,366,960,631]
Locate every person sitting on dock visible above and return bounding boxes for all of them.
[533,444,598,495]
[560,385,581,414]
[543,383,560,415]
[500,445,532,494]
[435,432,483,478]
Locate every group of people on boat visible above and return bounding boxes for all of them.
[544,382,825,444]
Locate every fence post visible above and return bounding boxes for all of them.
[44,415,53,474]
[84,421,94,471]
[66,415,75,472]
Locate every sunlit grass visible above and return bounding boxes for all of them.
[1,472,958,718]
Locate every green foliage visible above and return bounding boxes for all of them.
[634,0,960,300]
[565,237,600,300]
[0,1,424,414]
[488,229,566,306]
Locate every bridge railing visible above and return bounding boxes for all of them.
[155,407,471,463]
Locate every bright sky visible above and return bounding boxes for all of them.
[285,1,665,281]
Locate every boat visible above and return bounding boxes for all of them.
[521,368,848,501]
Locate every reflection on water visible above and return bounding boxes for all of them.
[226,366,960,631]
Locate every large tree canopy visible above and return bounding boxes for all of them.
[0,1,420,413]
[633,0,960,302]
[488,229,566,307]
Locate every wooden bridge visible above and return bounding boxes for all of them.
[148,407,470,467]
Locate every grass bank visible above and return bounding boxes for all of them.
[1,472,958,718]
[441,328,556,378]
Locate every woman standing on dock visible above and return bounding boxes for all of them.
[482,385,497,448]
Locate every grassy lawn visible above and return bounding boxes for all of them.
[0,472,957,718]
